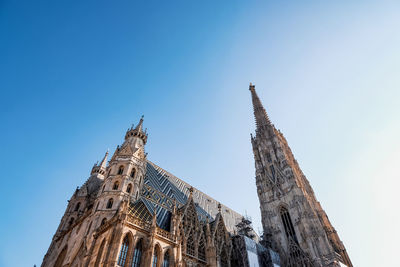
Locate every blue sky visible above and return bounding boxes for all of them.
[1,0,399,266]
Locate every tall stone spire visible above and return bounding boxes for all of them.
[249,83,352,267]
[249,83,272,131]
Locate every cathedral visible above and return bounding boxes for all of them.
[41,84,352,267]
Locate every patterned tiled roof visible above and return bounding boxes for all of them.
[135,161,243,232]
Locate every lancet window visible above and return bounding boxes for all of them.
[280,207,298,243]
[152,246,159,267]
[162,250,170,267]
[118,166,124,175]
[117,235,129,267]
[131,239,143,267]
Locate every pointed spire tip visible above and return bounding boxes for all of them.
[249,82,255,91]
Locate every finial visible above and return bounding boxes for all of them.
[249,82,255,90]
[218,203,222,212]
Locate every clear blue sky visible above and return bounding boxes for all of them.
[1,1,399,266]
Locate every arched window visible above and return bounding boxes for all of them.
[74,202,81,212]
[117,235,130,267]
[106,198,113,209]
[131,239,143,267]
[162,250,170,267]
[127,184,132,193]
[94,239,106,267]
[152,246,159,267]
[54,246,68,267]
[130,168,136,178]
[113,181,119,190]
[118,166,124,175]
[280,207,298,243]
[101,218,107,226]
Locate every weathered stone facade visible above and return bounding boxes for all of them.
[41,85,352,267]
[42,117,258,267]
[249,84,352,267]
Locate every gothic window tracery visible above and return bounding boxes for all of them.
[186,234,195,256]
[131,239,143,267]
[280,207,298,243]
[213,216,232,266]
[106,198,113,209]
[117,235,130,267]
[198,234,206,261]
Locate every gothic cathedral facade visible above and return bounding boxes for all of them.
[41,85,352,267]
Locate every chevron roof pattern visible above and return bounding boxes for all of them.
[134,161,244,232]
